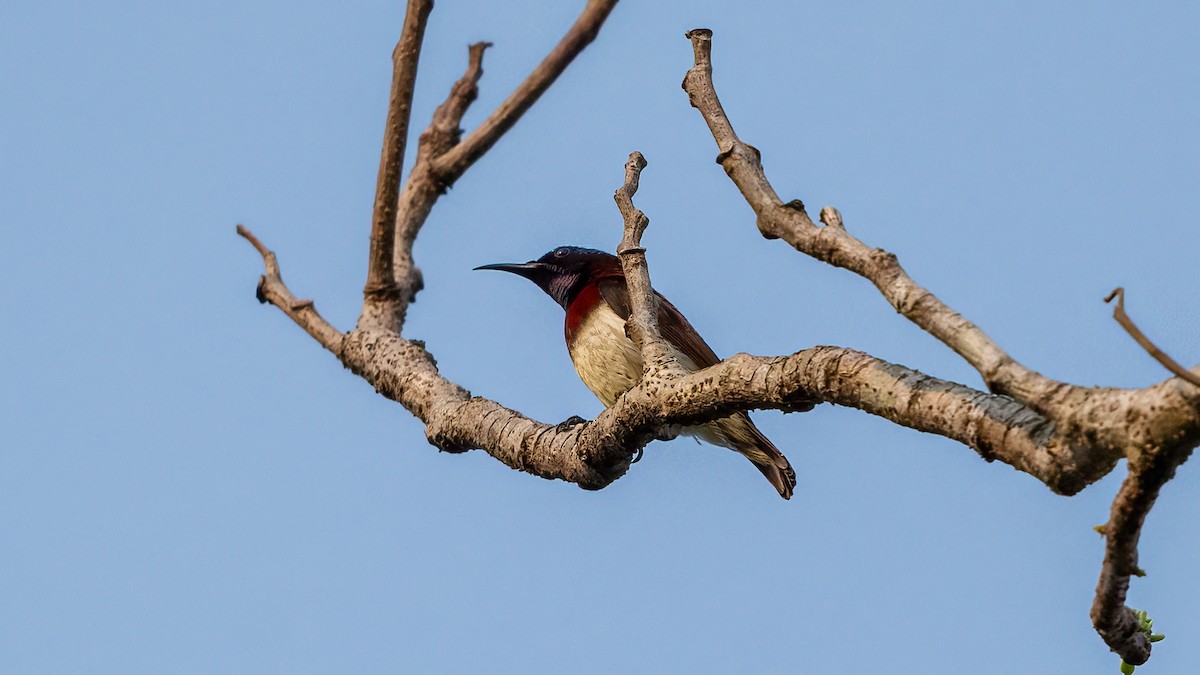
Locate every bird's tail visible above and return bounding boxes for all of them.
[750,448,796,501]
[693,412,796,500]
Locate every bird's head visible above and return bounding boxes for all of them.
[475,245,618,308]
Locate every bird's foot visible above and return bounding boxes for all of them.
[555,415,588,433]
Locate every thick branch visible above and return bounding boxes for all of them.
[244,12,1200,667]
[679,27,1200,459]
[245,206,1112,496]
[1092,472,1156,665]
[247,210,1121,497]
[341,330,622,487]
[1092,431,1195,664]
[681,28,1066,412]
[363,0,433,309]
[680,28,1200,664]
[335,326,1100,494]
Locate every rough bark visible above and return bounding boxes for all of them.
[679,27,1199,665]
[237,5,1197,667]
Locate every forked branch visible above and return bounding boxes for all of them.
[681,28,1067,413]
[680,27,1200,665]
[239,5,1200,668]
[361,0,619,332]
[432,0,619,181]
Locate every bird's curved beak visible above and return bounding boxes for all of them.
[473,261,548,281]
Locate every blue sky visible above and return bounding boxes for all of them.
[2,1,1198,672]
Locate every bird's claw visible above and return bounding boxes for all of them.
[555,415,587,432]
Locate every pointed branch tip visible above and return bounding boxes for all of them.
[236,224,269,258]
[1105,287,1200,387]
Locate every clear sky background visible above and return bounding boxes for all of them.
[3,1,1198,673]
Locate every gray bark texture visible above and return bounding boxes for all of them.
[238,4,1195,667]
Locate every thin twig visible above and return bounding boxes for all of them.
[614,151,649,253]
[1105,287,1200,387]
[612,152,683,381]
[236,224,275,272]
[430,41,491,143]
[380,39,493,331]
[431,0,619,183]
[237,225,344,355]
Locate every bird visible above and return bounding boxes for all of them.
[476,245,811,499]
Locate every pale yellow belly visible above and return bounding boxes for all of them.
[567,303,699,406]
[568,306,774,465]
[568,303,644,406]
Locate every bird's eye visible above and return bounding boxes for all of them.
[553,247,570,258]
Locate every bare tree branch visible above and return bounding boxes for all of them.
[338,331,1092,493]
[680,28,1066,413]
[432,41,492,138]
[1105,287,1200,388]
[377,40,492,328]
[239,8,1200,667]
[363,0,619,332]
[242,203,1106,498]
[1091,422,1196,664]
[1093,474,1157,665]
[362,0,433,318]
[237,225,344,355]
[680,27,1200,665]
[678,26,1200,461]
[431,0,619,183]
[612,152,686,382]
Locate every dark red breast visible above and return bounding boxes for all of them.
[564,281,605,349]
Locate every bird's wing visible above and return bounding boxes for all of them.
[596,276,721,368]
